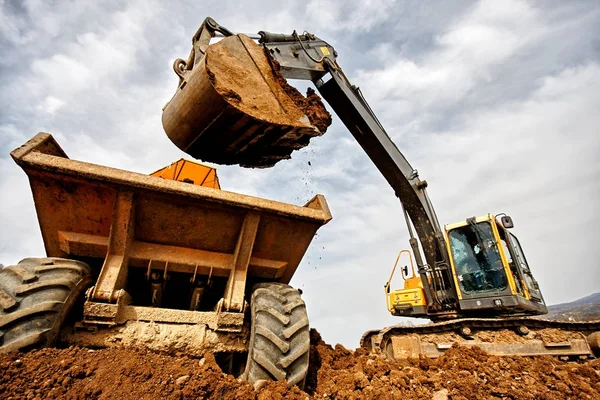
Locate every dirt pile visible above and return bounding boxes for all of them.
[1,329,599,400]
[206,34,332,134]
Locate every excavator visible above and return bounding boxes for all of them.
[162,18,600,361]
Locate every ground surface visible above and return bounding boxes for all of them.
[0,330,599,400]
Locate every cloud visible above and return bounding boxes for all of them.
[36,96,65,115]
[305,0,398,32]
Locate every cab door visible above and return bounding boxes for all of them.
[507,232,545,302]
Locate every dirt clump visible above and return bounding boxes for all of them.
[1,329,599,399]
[267,57,332,133]
[206,35,331,133]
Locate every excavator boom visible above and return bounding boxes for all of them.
[163,19,457,313]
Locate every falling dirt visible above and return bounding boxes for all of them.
[1,329,599,400]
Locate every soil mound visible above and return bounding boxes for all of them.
[1,329,598,399]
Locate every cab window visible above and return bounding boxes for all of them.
[448,222,507,294]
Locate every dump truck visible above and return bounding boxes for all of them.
[3,133,331,388]
[161,18,600,362]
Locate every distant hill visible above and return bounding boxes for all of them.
[543,292,600,321]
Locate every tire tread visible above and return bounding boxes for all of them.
[0,257,91,354]
[243,282,310,389]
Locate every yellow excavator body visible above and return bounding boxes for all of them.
[385,250,427,315]
[387,214,545,317]
[377,214,600,360]
[157,18,600,362]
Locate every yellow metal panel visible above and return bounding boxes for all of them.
[403,276,422,290]
[490,219,519,296]
[444,229,463,300]
[385,249,427,312]
[387,287,426,313]
[444,214,494,231]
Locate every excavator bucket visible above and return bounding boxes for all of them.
[162,34,331,168]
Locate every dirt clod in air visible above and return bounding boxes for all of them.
[1,329,599,399]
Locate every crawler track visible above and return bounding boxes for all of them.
[361,317,600,359]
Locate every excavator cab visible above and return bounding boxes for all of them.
[446,214,546,316]
[387,214,547,319]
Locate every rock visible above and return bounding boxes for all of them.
[253,379,269,391]
[175,375,190,387]
[432,388,449,400]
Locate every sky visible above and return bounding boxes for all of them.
[1,0,599,348]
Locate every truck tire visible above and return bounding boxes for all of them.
[243,283,310,389]
[0,257,92,353]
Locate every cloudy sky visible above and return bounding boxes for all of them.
[1,0,599,347]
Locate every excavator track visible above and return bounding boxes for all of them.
[361,318,600,360]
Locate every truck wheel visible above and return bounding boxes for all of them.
[243,283,310,389]
[0,257,92,353]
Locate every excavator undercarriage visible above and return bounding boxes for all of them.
[362,318,600,360]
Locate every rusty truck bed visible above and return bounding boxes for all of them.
[10,133,331,356]
[12,133,331,286]
[16,132,330,293]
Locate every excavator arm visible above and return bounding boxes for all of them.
[259,31,457,311]
[164,18,458,312]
